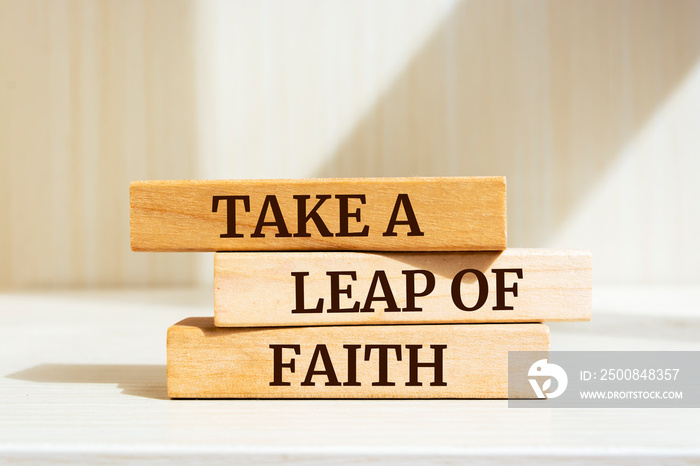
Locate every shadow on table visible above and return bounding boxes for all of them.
[6,364,168,400]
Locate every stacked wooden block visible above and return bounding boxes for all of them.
[130,177,591,398]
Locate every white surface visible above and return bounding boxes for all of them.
[1,286,699,465]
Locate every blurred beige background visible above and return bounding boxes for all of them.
[1,0,699,289]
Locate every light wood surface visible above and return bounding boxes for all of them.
[130,177,506,252]
[0,0,200,288]
[1,287,700,464]
[214,249,591,327]
[167,318,548,399]
[3,1,700,287]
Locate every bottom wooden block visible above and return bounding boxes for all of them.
[167,318,549,399]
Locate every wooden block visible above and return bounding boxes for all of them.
[214,249,592,327]
[130,177,506,251]
[167,318,549,398]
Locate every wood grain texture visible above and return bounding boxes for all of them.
[4,1,700,288]
[214,249,591,327]
[130,177,506,252]
[167,318,549,399]
[0,0,198,288]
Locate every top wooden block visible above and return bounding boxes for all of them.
[130,177,506,252]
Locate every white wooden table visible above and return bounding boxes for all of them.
[1,286,699,464]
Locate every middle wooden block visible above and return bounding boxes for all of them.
[214,249,592,327]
